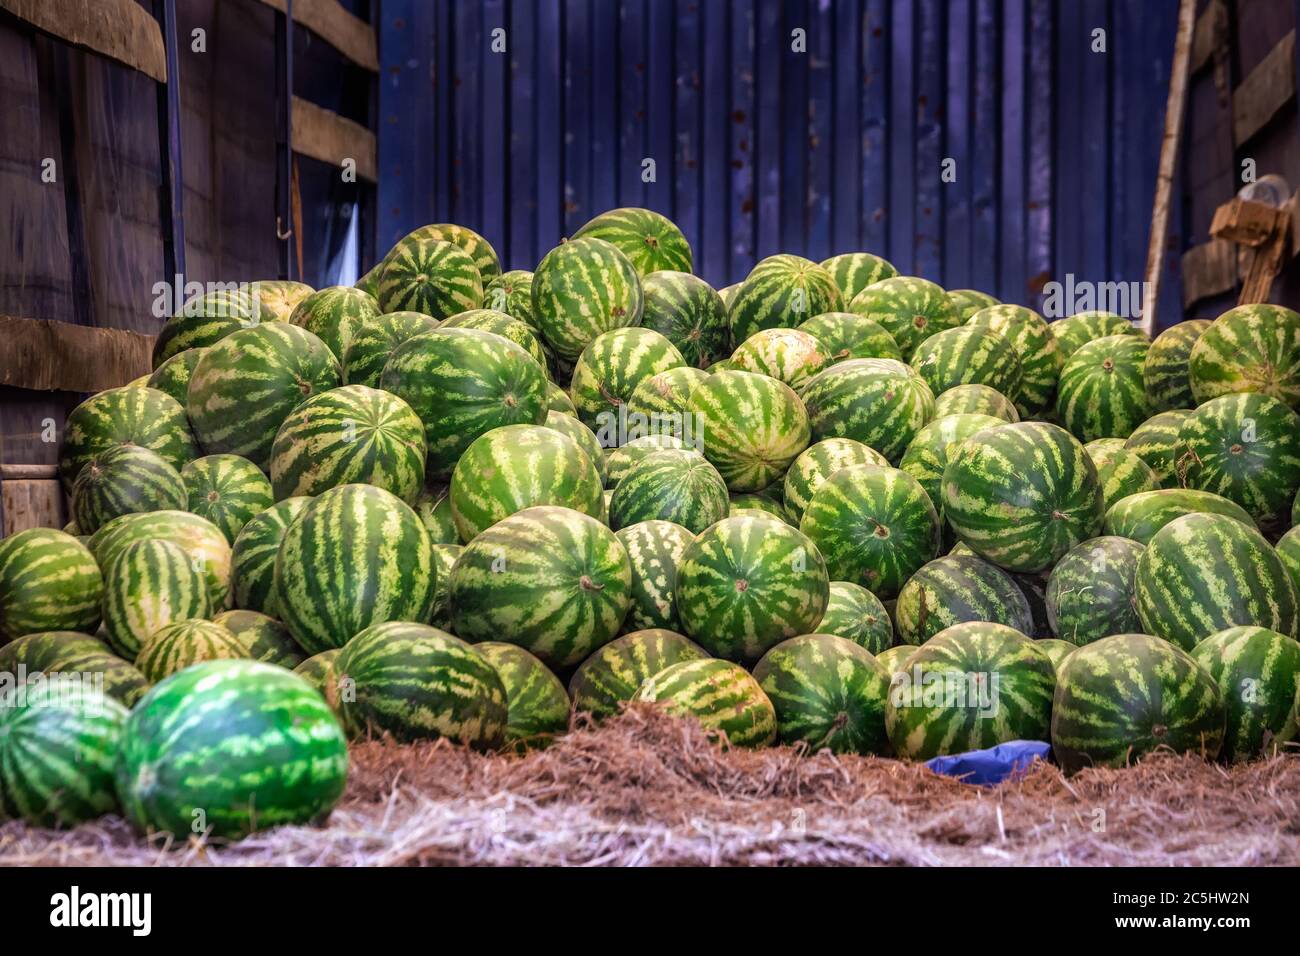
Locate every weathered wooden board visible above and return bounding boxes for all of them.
[0,479,66,535]
[0,0,166,82]
[1191,0,1227,73]
[1233,31,1296,146]
[0,314,154,392]
[291,95,377,183]
[1181,238,1238,305]
[254,0,378,72]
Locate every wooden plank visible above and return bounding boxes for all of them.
[1,479,66,535]
[0,465,57,480]
[254,0,378,72]
[0,315,153,392]
[0,0,166,82]
[1191,0,1226,73]
[1233,30,1297,146]
[290,95,376,183]
[1181,238,1237,305]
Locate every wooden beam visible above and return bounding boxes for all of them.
[1,479,67,535]
[291,95,377,183]
[0,0,167,82]
[255,0,378,72]
[1191,0,1226,73]
[1181,239,1238,306]
[0,316,155,393]
[1233,31,1297,146]
[0,465,58,480]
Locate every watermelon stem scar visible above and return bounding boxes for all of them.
[579,575,604,591]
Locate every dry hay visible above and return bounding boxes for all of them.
[3,704,1299,866]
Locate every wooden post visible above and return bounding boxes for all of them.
[1141,0,1198,337]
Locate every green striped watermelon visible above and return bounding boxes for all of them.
[572,207,693,275]
[1084,439,1160,511]
[187,322,342,471]
[356,261,382,298]
[531,237,644,363]
[427,542,462,630]
[440,308,551,370]
[606,434,687,487]
[685,369,811,491]
[796,311,903,363]
[946,289,1000,322]
[884,621,1055,760]
[250,279,314,322]
[448,506,632,667]
[376,239,483,320]
[893,553,1033,645]
[1036,638,1077,670]
[288,285,383,361]
[1124,409,1192,488]
[71,444,188,535]
[1190,625,1300,763]
[847,276,959,360]
[966,304,1063,416]
[614,520,695,632]
[547,380,578,415]
[392,223,501,280]
[1189,304,1300,410]
[0,680,128,826]
[716,282,741,310]
[898,413,1004,526]
[816,580,893,654]
[633,658,776,748]
[819,252,898,301]
[230,496,311,616]
[875,644,915,675]
[380,326,548,479]
[101,539,211,659]
[798,464,940,598]
[754,633,892,755]
[476,642,570,751]
[294,649,342,710]
[638,271,728,368]
[483,269,537,329]
[1050,311,1141,360]
[675,514,830,664]
[782,437,889,524]
[942,421,1105,573]
[269,384,426,505]
[212,609,306,669]
[729,492,790,522]
[152,288,273,368]
[609,449,728,533]
[1051,633,1225,773]
[731,328,828,390]
[89,510,232,610]
[801,358,935,463]
[181,454,274,544]
[116,659,348,838]
[1177,392,1300,530]
[909,324,1023,399]
[728,255,842,346]
[1045,536,1144,646]
[0,529,102,641]
[544,410,608,485]
[341,310,438,387]
[59,385,197,490]
[136,619,252,683]
[1278,524,1300,591]
[569,628,708,718]
[0,631,150,707]
[146,347,206,405]
[570,327,685,430]
[1056,335,1153,443]
[1144,319,1211,412]
[932,383,1020,422]
[1135,512,1300,650]
[625,366,710,423]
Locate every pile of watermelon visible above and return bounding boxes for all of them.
[3,207,1300,841]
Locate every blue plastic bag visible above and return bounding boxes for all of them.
[923,740,1053,786]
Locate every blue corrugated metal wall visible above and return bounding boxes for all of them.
[378,0,1183,324]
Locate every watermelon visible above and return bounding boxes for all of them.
[569,628,707,718]
[449,423,605,541]
[187,322,342,471]
[544,410,608,485]
[380,326,547,479]
[547,380,578,415]
[571,207,693,275]
[605,434,687,486]
[116,660,348,838]
[731,328,828,390]
[288,285,383,361]
[932,383,1020,422]
[875,644,915,675]
[819,252,898,301]
[609,449,728,533]
[146,347,206,405]
[0,680,128,826]
[152,287,273,368]
[101,539,212,659]
[728,255,842,346]
[58,385,197,490]
[942,421,1105,573]
[476,642,570,750]
[90,510,232,610]
[0,632,149,708]
[1145,319,1211,412]
[909,325,1023,399]
[1190,626,1300,763]
[440,308,551,370]
[614,520,695,632]
[1036,638,1076,670]
[1085,439,1160,510]
[898,413,1004,525]
[1177,392,1300,530]
[1051,633,1225,773]
[893,553,1033,645]
[0,529,102,641]
[638,271,729,367]
[1045,536,1144,646]
[729,492,790,522]
[884,621,1055,760]
[250,278,314,322]
[625,366,710,423]
[684,369,811,491]
[716,282,741,310]
[531,237,644,363]
[675,514,830,664]
[269,384,427,505]
[1056,335,1153,443]
[448,506,632,668]
[847,276,959,360]
[181,454,274,544]
[633,658,777,748]
[294,649,342,710]
[1136,512,1299,650]
[816,580,893,654]
[136,619,252,683]
[801,358,935,463]
[356,261,382,298]
[341,310,438,387]
[376,239,483,319]
[1189,304,1300,410]
[799,464,940,598]
[427,542,461,630]
[782,437,889,524]
[967,304,1063,416]
[796,311,902,362]
[483,269,537,329]
[1050,311,1141,360]
[71,444,188,535]
[1280,525,1300,594]
[570,327,686,430]
[1124,409,1193,488]
[274,484,436,654]
[212,609,306,669]
[391,223,501,280]
[230,496,312,616]
[753,633,891,754]
[946,288,1000,322]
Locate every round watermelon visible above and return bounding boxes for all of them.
[376,238,483,319]
[796,311,902,362]
[633,658,777,748]
[685,369,810,491]
[483,269,537,329]
[783,437,889,524]
[893,552,1033,645]
[71,444,187,535]
[288,285,383,361]
[89,510,232,610]
[230,496,311,617]
[571,207,693,275]
[731,328,828,390]
[250,278,314,322]
[570,327,685,430]
[1190,625,1300,763]
[146,346,206,405]
[440,308,550,369]
[639,271,729,368]
[569,627,709,719]
[544,410,608,484]
[341,310,438,387]
[1084,439,1160,511]
[1050,311,1140,360]
[427,542,461,630]
[606,433,687,486]
[1036,638,1077,670]
[0,529,103,641]
[800,358,935,463]
[909,324,1023,398]
[136,619,252,683]
[966,304,1063,416]
[608,449,728,533]
[181,454,274,544]
[819,252,898,301]
[614,520,695,632]
[101,538,212,659]
[946,288,999,322]
[1144,319,1211,412]
[728,254,842,345]
[152,287,273,368]
[1056,335,1153,442]
[625,366,710,423]
[730,491,790,522]
[816,580,893,654]
[211,609,305,669]
[898,413,1004,524]
[1045,536,1144,646]
[847,275,959,360]
[1189,304,1300,410]
[1124,409,1193,488]
[932,383,1020,422]
[476,642,570,751]
[294,649,342,710]
[391,222,501,280]
[531,237,644,363]
[59,385,197,490]
[0,631,150,708]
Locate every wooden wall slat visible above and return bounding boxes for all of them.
[0,315,153,391]
[253,0,378,72]
[1233,30,1296,146]
[290,95,376,182]
[0,0,167,83]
